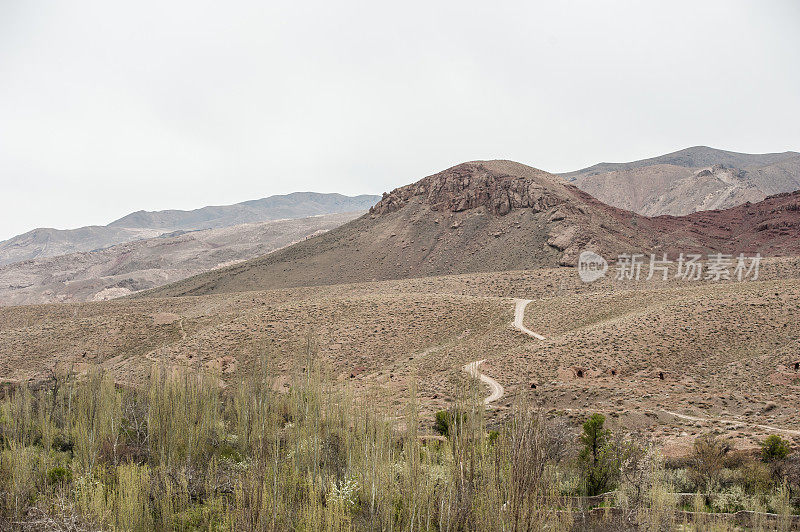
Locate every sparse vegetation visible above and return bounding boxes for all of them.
[762,434,792,463]
[689,434,731,490]
[578,413,617,496]
[0,353,797,531]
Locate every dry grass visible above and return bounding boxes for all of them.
[1,356,798,531]
[2,257,800,453]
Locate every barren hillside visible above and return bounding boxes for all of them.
[4,258,800,452]
[140,160,669,296]
[561,146,800,216]
[0,192,380,266]
[142,160,800,298]
[0,211,362,306]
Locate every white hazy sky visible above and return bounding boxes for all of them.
[1,1,799,241]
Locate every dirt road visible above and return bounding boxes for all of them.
[465,299,800,436]
[462,359,505,405]
[462,298,547,405]
[661,409,800,437]
[513,299,546,340]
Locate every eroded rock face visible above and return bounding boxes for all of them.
[370,162,565,216]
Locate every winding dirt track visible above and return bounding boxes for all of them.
[463,360,505,405]
[462,298,547,405]
[462,299,800,436]
[513,298,546,340]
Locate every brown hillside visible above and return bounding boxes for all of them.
[141,161,663,296]
[141,161,800,298]
[653,190,800,255]
[562,146,800,216]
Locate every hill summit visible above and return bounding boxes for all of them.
[370,161,567,216]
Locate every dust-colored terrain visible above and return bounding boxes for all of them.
[0,192,380,265]
[0,211,362,305]
[3,257,800,454]
[4,158,800,457]
[561,146,800,216]
[141,160,800,298]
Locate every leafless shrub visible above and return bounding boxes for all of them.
[689,434,731,490]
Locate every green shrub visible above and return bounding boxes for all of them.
[52,433,74,453]
[578,413,617,496]
[689,435,730,490]
[739,460,772,495]
[216,442,243,463]
[433,409,467,437]
[432,410,448,436]
[711,484,749,513]
[173,498,229,531]
[761,434,791,463]
[46,465,72,486]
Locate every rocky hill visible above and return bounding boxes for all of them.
[137,161,657,296]
[141,160,800,298]
[561,146,800,216]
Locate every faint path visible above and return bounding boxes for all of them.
[178,317,187,340]
[463,359,504,405]
[661,409,800,437]
[513,299,546,340]
[462,299,548,405]
[489,298,800,435]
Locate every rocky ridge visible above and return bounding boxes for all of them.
[370,162,566,216]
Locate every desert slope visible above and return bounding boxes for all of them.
[138,160,661,297]
[0,226,165,267]
[655,191,800,255]
[142,160,800,298]
[0,192,380,266]
[0,211,362,306]
[561,146,800,216]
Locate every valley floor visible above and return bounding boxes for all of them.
[2,257,800,455]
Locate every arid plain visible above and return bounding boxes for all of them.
[3,256,799,457]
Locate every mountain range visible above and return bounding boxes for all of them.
[0,192,380,266]
[563,146,800,216]
[0,211,363,306]
[141,159,800,298]
[3,146,800,306]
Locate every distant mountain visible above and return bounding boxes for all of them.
[0,227,165,267]
[560,146,800,216]
[560,146,799,181]
[142,160,800,298]
[0,192,381,266]
[108,192,380,231]
[0,211,363,306]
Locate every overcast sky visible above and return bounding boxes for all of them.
[1,1,799,240]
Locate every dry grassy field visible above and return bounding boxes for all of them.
[3,257,800,457]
